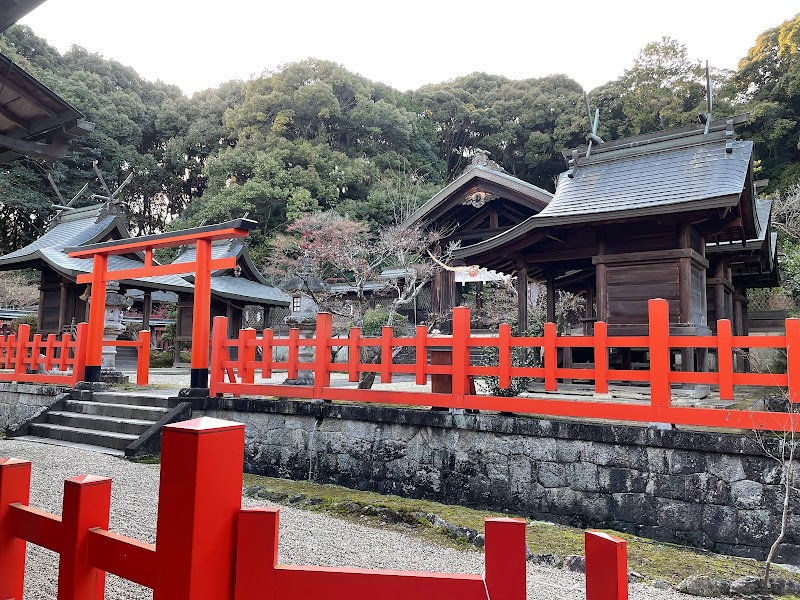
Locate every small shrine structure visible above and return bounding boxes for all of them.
[0,200,290,343]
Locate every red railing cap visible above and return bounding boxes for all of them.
[165,416,244,433]
[66,474,111,486]
[0,457,30,467]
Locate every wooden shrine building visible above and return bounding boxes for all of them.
[0,200,290,338]
[410,116,778,373]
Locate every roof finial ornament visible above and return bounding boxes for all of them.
[48,174,91,212]
[471,149,490,168]
[583,92,604,158]
[89,161,134,206]
[700,60,714,136]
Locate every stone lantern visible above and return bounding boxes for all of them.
[278,254,326,385]
[96,280,133,383]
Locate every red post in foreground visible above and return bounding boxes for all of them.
[0,458,31,599]
[585,530,628,600]
[484,517,527,600]
[153,417,245,600]
[57,475,112,600]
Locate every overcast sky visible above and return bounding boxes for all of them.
[19,1,800,97]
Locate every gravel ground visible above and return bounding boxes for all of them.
[0,438,721,599]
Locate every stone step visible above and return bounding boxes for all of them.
[88,392,172,409]
[12,435,125,457]
[46,411,154,436]
[64,400,169,421]
[28,423,138,451]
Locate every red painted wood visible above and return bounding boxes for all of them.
[498,324,511,390]
[544,322,557,392]
[485,518,526,600]
[585,531,628,600]
[57,475,112,600]
[14,324,28,377]
[717,319,734,401]
[75,257,236,285]
[0,458,31,599]
[452,307,470,399]
[381,325,393,384]
[31,334,42,372]
[648,299,671,408]
[415,325,427,386]
[59,333,70,371]
[44,334,56,371]
[261,329,274,379]
[315,313,333,395]
[86,529,156,589]
[137,330,150,386]
[234,508,278,600]
[153,418,245,600]
[68,227,249,258]
[348,327,361,383]
[787,318,800,403]
[86,254,108,372]
[9,504,62,552]
[594,321,608,394]
[71,324,88,387]
[191,239,212,373]
[239,329,257,384]
[287,329,299,381]
[209,316,228,397]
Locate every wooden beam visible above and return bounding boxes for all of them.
[546,273,556,324]
[0,104,31,131]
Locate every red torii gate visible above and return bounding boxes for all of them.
[67,219,256,388]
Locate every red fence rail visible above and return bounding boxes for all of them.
[0,416,630,599]
[0,323,87,387]
[210,298,800,432]
[103,330,150,385]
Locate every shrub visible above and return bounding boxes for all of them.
[9,313,38,334]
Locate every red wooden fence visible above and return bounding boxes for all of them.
[0,416,630,599]
[210,298,800,432]
[103,330,151,385]
[0,323,87,387]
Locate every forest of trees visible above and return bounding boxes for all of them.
[0,14,798,267]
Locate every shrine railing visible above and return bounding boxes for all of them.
[0,417,630,600]
[209,298,800,432]
[103,330,150,385]
[0,323,87,386]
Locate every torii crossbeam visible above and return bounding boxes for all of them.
[67,219,257,388]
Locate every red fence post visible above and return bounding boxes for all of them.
[137,330,151,386]
[787,318,800,403]
[31,334,42,374]
[585,530,628,600]
[414,325,427,386]
[648,299,671,409]
[234,508,278,600]
[239,328,257,385]
[594,321,609,394]
[261,329,274,379]
[45,333,56,371]
[0,458,31,600]
[58,475,112,600]
[72,323,88,385]
[380,325,393,384]
[14,324,29,379]
[153,418,245,600]
[348,327,361,383]
[209,316,228,397]
[484,518,526,600]
[544,322,557,392]
[287,328,299,381]
[452,307,470,402]
[315,313,333,397]
[498,323,511,390]
[717,319,734,401]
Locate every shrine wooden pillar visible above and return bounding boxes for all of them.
[142,290,152,333]
[546,273,556,324]
[58,282,69,332]
[432,268,455,333]
[516,262,528,332]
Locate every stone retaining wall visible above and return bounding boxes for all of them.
[197,397,799,564]
[0,382,68,430]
